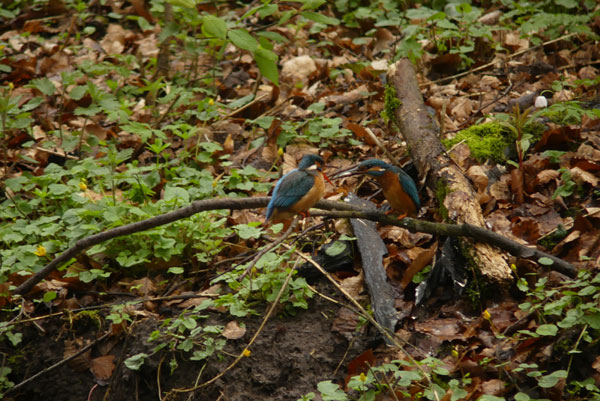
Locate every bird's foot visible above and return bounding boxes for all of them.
[380,203,392,213]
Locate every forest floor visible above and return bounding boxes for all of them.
[1,1,600,400]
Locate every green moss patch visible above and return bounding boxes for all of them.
[443,122,514,163]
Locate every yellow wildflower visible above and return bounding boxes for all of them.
[242,349,251,357]
[483,309,491,321]
[79,181,87,191]
[34,245,46,257]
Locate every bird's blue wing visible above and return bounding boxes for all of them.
[397,169,421,209]
[266,170,315,219]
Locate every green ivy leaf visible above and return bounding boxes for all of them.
[301,11,339,25]
[253,46,279,86]
[538,370,567,388]
[536,324,558,336]
[228,29,258,52]
[317,380,348,401]
[125,353,149,370]
[299,0,326,10]
[203,15,227,39]
[43,291,57,303]
[168,267,184,275]
[514,392,531,401]
[256,4,277,18]
[477,396,506,401]
[168,0,196,8]
[234,223,263,240]
[555,0,578,8]
[70,85,87,100]
[325,241,347,257]
[29,78,56,96]
[164,186,190,203]
[583,313,600,329]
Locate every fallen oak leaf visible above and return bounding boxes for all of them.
[222,321,246,340]
[90,355,115,381]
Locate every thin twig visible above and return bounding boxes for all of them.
[311,209,576,277]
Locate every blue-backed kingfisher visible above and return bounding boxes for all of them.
[343,159,421,218]
[266,154,332,222]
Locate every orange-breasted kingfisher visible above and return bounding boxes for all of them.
[266,154,332,222]
[343,159,420,218]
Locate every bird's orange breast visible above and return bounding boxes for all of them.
[377,171,418,217]
[269,173,325,221]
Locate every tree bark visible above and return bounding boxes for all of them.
[388,59,512,283]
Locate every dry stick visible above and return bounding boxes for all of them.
[285,245,441,401]
[169,258,300,394]
[423,32,578,87]
[5,331,111,396]
[13,197,274,295]
[312,209,576,278]
[15,197,576,295]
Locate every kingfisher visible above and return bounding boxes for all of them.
[266,154,332,222]
[342,159,420,218]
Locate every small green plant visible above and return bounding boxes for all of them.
[513,270,600,398]
[124,300,224,371]
[306,357,461,401]
[552,168,577,200]
[212,248,314,317]
[535,100,600,126]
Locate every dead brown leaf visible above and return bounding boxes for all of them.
[340,273,364,300]
[90,355,115,381]
[128,277,158,296]
[401,245,437,289]
[570,166,599,186]
[511,217,541,243]
[222,321,246,340]
[510,168,524,204]
[64,338,91,371]
[414,318,464,341]
[480,379,506,396]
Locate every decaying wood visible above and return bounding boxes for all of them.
[388,59,513,284]
[346,194,397,343]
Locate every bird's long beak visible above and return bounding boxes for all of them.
[323,172,334,186]
[329,165,362,179]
